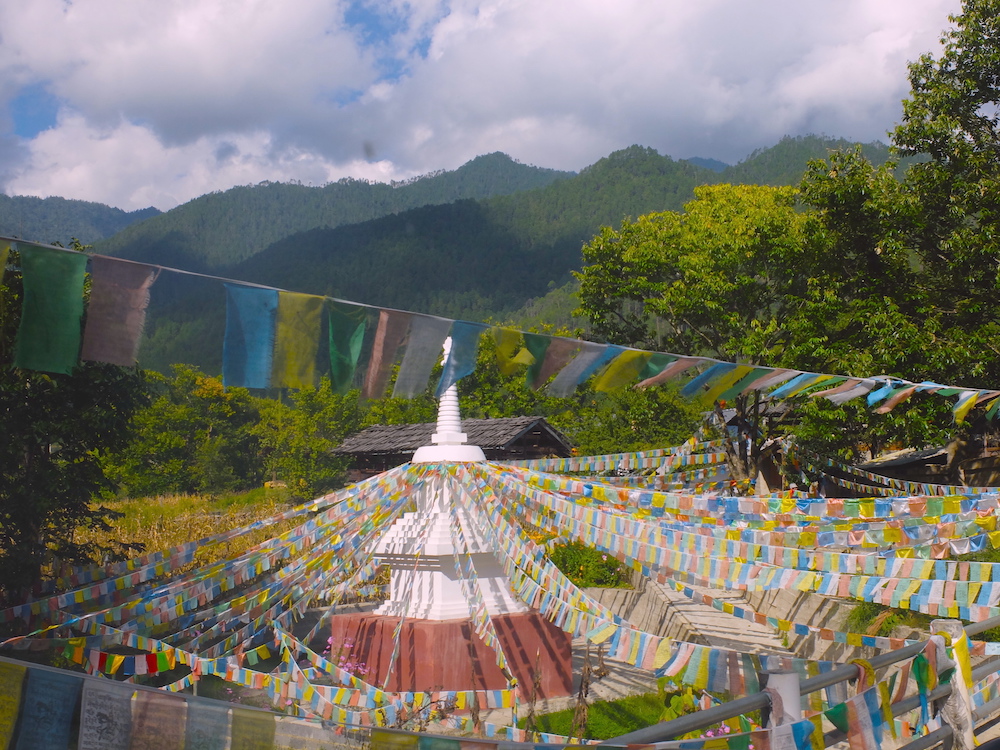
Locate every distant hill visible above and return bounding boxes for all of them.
[0,195,159,247]
[95,152,575,271]
[686,157,729,173]
[720,134,894,186]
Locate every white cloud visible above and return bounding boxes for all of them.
[8,113,410,210]
[0,0,962,210]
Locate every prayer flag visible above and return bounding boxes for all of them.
[548,341,612,396]
[531,336,581,389]
[0,662,25,750]
[130,690,186,750]
[185,699,230,750]
[363,309,412,399]
[230,707,275,750]
[593,349,652,391]
[637,356,700,388]
[681,362,737,397]
[393,315,452,398]
[272,291,324,389]
[14,668,82,750]
[81,255,158,366]
[79,680,132,750]
[522,333,552,388]
[436,322,486,396]
[223,284,277,389]
[953,390,980,424]
[14,244,88,374]
[491,328,532,376]
[0,241,9,286]
[328,301,367,393]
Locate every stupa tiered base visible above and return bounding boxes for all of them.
[328,611,573,697]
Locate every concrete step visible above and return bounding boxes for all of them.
[586,582,792,656]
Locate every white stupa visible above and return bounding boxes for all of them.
[372,339,529,620]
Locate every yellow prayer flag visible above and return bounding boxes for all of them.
[0,661,26,747]
[593,350,652,392]
[589,623,618,644]
[272,292,324,389]
[653,638,674,668]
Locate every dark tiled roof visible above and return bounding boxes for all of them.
[336,416,571,455]
[857,446,948,470]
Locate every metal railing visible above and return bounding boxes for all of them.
[599,615,1000,749]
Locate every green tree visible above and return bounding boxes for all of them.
[253,379,365,498]
[0,245,148,604]
[576,183,825,363]
[105,365,263,497]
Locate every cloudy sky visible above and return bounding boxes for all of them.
[0,0,961,211]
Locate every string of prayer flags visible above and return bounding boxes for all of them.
[436,321,486,396]
[328,300,368,393]
[223,284,278,389]
[14,243,88,375]
[81,255,159,367]
[363,309,412,399]
[393,315,452,398]
[272,291,324,389]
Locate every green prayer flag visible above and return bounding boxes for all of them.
[327,301,367,393]
[14,244,88,374]
[638,352,676,381]
[522,332,551,388]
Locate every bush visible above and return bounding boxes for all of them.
[548,541,632,588]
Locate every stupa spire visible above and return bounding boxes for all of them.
[412,337,486,463]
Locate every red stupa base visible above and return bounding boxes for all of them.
[328,611,573,697]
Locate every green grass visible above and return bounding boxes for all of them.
[522,693,666,740]
[76,486,297,571]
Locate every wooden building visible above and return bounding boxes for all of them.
[335,416,573,476]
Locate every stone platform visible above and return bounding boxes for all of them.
[328,611,573,697]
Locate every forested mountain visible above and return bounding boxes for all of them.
[95,152,574,270]
[126,135,891,373]
[0,195,159,247]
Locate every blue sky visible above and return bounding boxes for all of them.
[0,0,961,211]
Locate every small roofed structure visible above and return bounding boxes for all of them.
[336,415,573,476]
